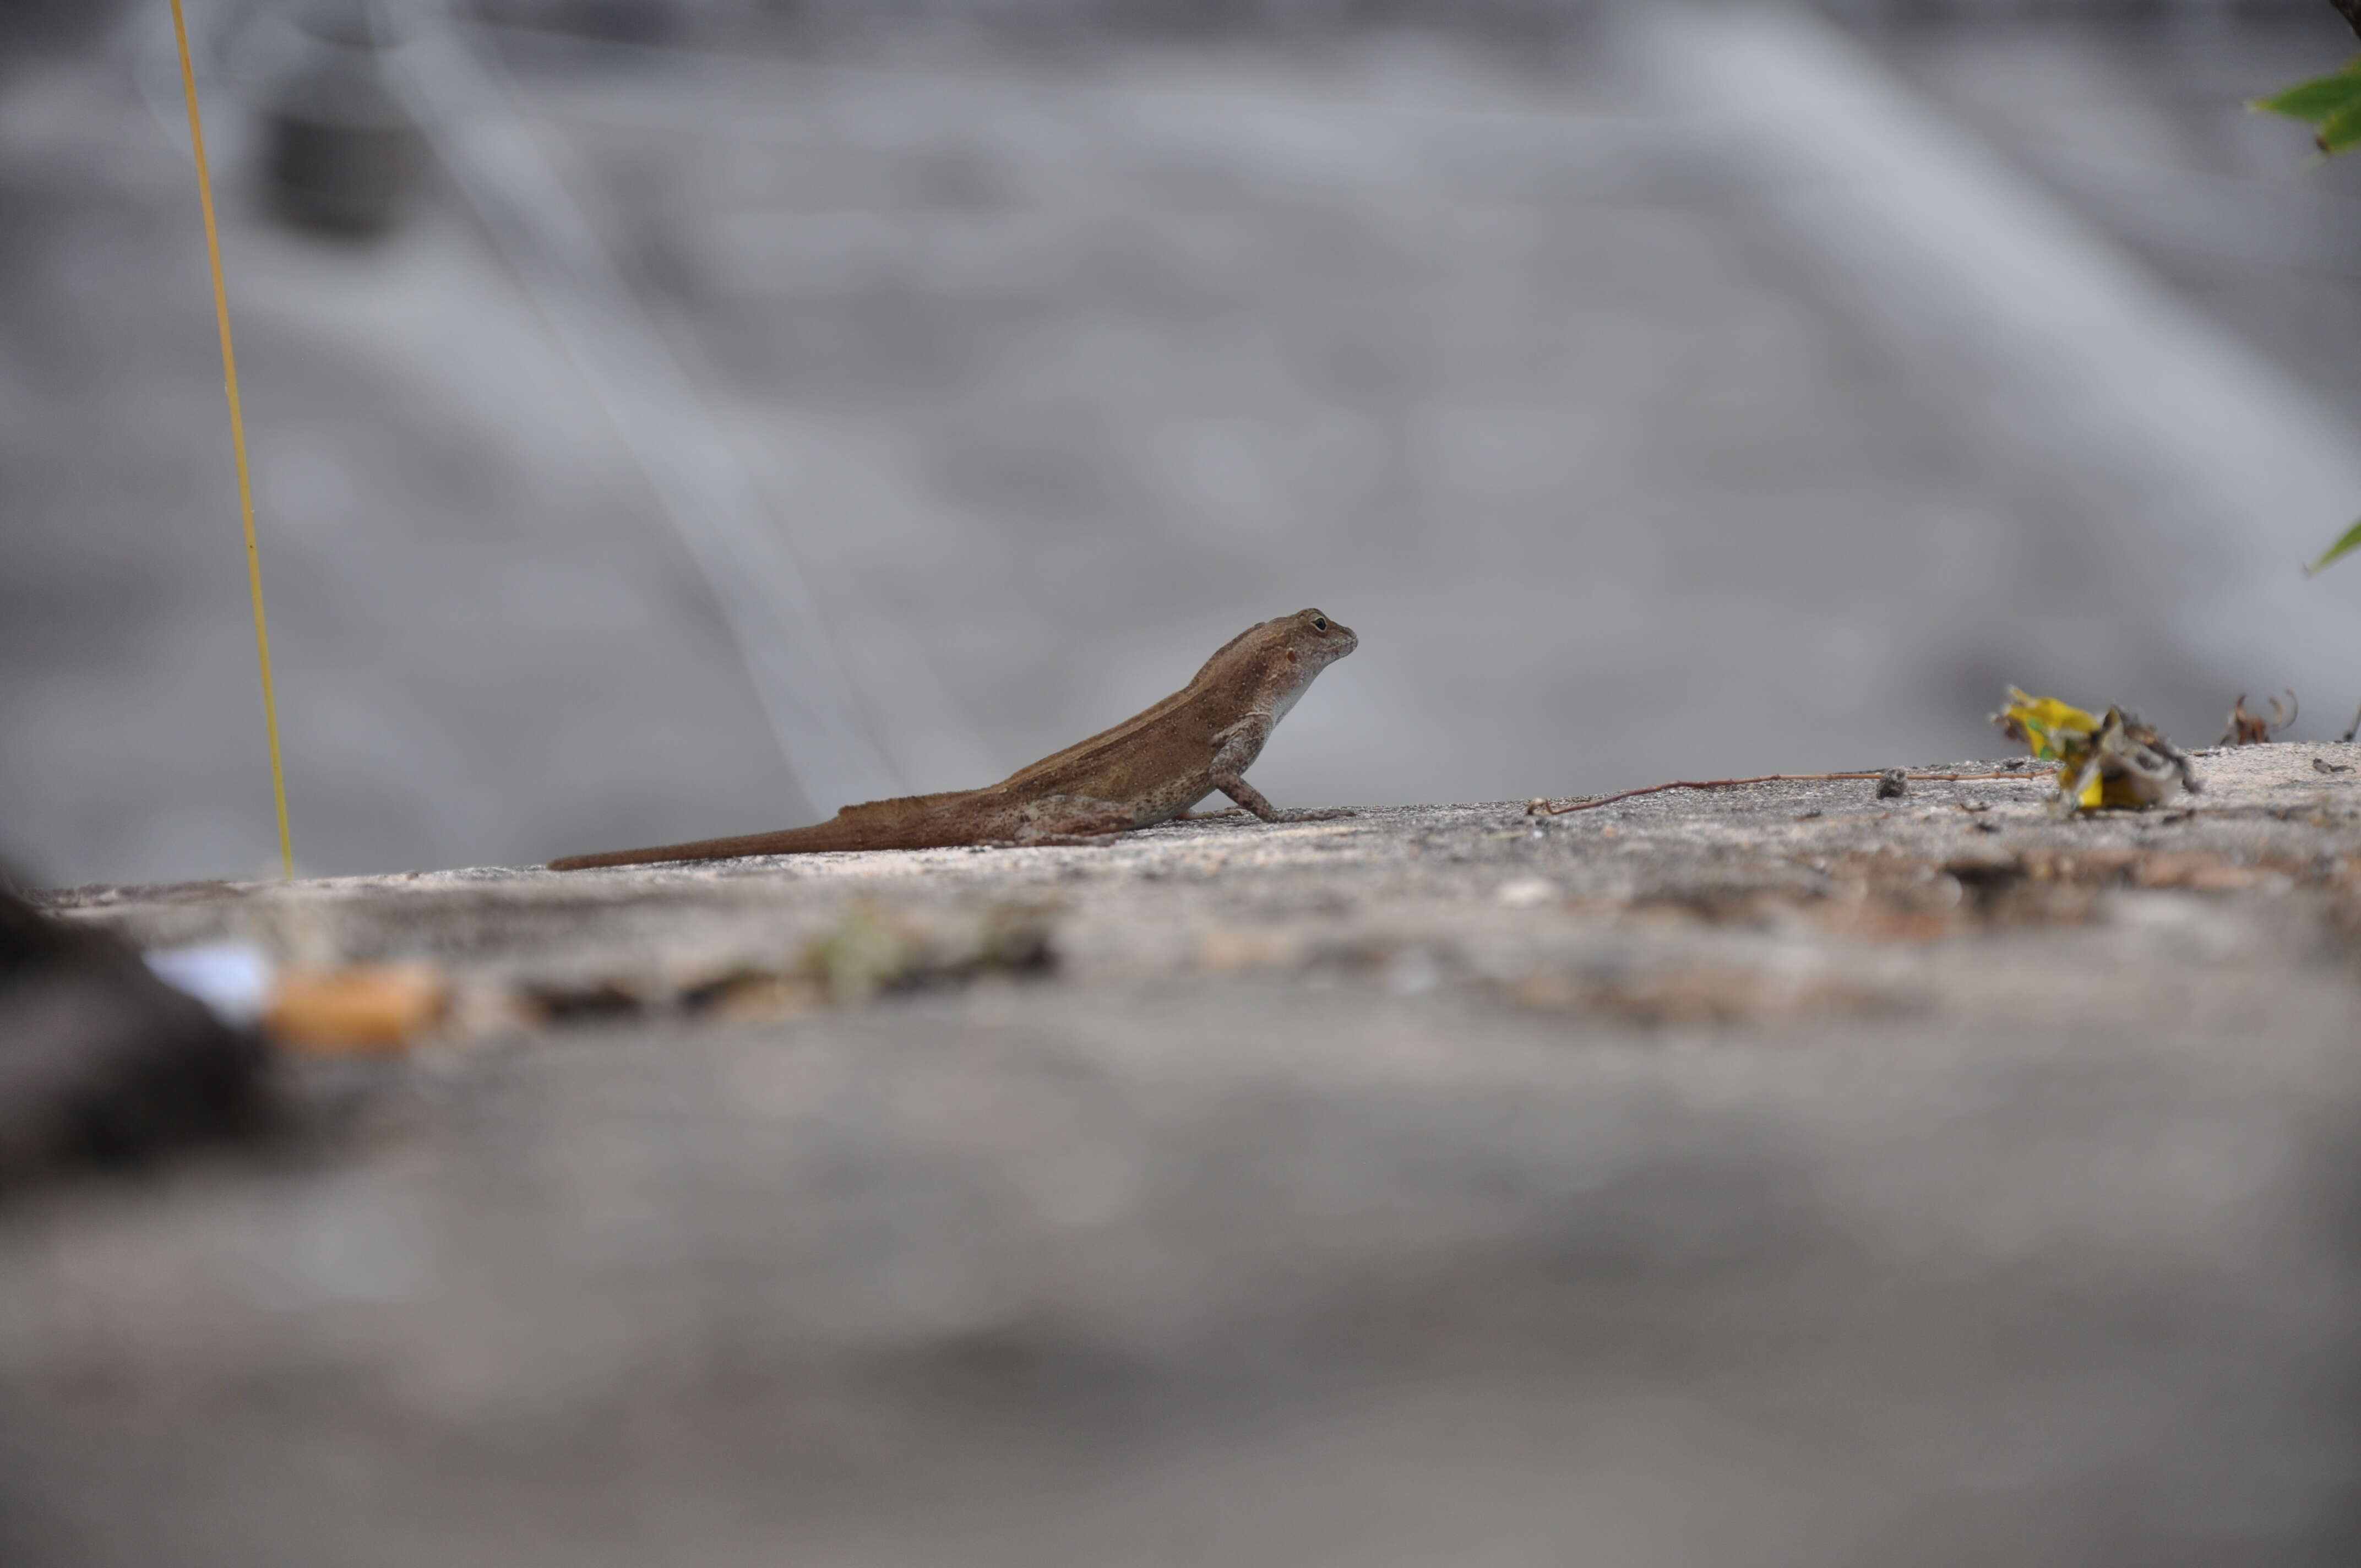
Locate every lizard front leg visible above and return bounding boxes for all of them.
[1216,777,1353,823]
[1210,721,1354,824]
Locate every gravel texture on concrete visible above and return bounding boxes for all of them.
[7,742,2361,1565]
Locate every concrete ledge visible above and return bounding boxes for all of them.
[39,740,2361,1030]
[8,742,2361,1565]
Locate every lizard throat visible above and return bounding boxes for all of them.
[1271,666,1322,723]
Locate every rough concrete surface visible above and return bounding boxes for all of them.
[8,742,2361,1566]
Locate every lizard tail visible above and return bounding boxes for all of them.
[545,790,986,871]
[546,824,854,872]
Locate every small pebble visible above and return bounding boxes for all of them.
[267,965,447,1057]
[1495,877,1559,908]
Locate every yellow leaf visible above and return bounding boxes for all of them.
[1992,687,2100,762]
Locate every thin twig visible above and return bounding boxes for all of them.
[167,0,292,877]
[1527,770,2041,816]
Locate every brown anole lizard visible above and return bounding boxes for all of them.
[547,608,1357,870]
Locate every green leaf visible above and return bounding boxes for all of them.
[2322,99,2361,155]
[2305,517,2361,576]
[2253,62,2361,124]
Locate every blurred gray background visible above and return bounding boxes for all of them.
[8,0,2361,886]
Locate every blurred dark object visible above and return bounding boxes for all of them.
[466,0,692,40]
[562,0,678,42]
[0,0,128,55]
[262,0,422,235]
[0,879,272,1186]
[2336,0,2361,43]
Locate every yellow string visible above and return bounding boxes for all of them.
[167,0,293,880]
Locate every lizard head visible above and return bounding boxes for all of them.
[1192,608,1357,706]
[1264,609,1356,714]
[1282,608,1357,669]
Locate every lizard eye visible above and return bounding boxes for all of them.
[1311,615,1329,631]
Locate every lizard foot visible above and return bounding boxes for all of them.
[1212,775,1354,825]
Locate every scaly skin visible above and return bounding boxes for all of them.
[547,609,1357,870]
